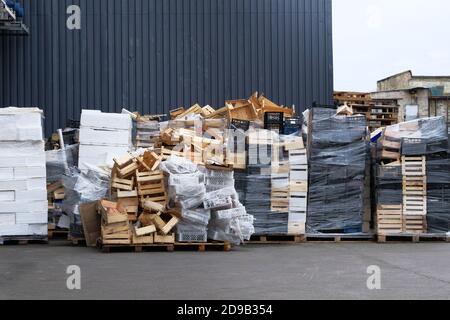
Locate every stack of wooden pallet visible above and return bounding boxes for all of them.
[402,156,427,233]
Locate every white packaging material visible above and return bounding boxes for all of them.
[0,178,46,191]
[0,155,46,168]
[0,107,47,238]
[15,212,48,224]
[0,214,15,226]
[0,224,30,236]
[81,110,132,130]
[0,201,48,213]
[0,167,47,182]
[0,191,15,201]
[0,141,46,157]
[0,108,43,141]
[79,110,132,171]
[79,127,130,146]
[79,144,129,169]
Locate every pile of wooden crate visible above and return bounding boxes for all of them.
[107,150,184,245]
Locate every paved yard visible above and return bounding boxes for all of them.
[1,241,449,300]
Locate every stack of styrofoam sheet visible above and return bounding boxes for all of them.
[79,110,132,171]
[0,108,47,238]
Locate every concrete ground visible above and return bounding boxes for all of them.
[1,241,450,300]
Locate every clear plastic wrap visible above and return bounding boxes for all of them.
[381,117,448,156]
[306,108,368,233]
[160,155,198,175]
[203,168,255,244]
[61,167,110,238]
[45,145,78,183]
[426,155,450,233]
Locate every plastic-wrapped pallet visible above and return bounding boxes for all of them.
[62,167,110,238]
[234,130,307,236]
[205,180,255,245]
[306,108,368,233]
[161,156,210,242]
[0,108,47,238]
[427,154,450,233]
[375,117,450,234]
[78,110,132,171]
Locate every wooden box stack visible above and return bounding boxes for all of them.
[99,200,131,245]
[286,137,308,235]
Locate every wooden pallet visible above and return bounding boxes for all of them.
[174,242,232,252]
[402,156,427,219]
[377,205,403,235]
[68,236,87,246]
[99,241,231,253]
[306,233,375,243]
[48,229,69,240]
[0,236,48,245]
[403,215,427,234]
[247,234,306,244]
[378,233,450,243]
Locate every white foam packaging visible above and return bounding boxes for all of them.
[0,108,44,141]
[0,107,47,238]
[78,110,132,171]
[80,110,132,130]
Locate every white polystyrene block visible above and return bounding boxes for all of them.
[0,201,47,213]
[81,110,132,130]
[0,224,30,236]
[0,214,15,226]
[0,191,15,201]
[15,212,47,224]
[28,224,48,236]
[0,178,46,191]
[79,127,130,146]
[0,168,14,180]
[16,189,47,201]
[13,166,47,180]
[0,155,46,168]
[0,141,45,157]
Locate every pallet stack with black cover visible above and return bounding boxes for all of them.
[234,129,307,242]
[375,117,450,241]
[306,107,369,235]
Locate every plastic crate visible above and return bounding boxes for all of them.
[177,231,208,243]
[284,117,302,135]
[230,119,250,131]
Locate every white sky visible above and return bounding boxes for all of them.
[333,0,450,92]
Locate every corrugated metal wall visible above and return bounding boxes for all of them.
[0,0,333,136]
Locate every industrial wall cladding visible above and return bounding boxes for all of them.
[0,0,334,135]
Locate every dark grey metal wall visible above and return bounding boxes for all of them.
[0,0,333,136]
